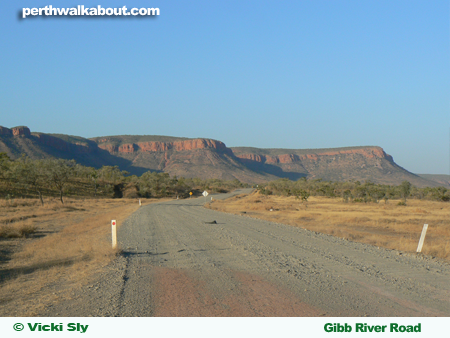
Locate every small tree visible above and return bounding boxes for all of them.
[0,153,12,191]
[399,181,411,203]
[0,152,10,178]
[369,186,385,203]
[87,167,99,197]
[45,159,76,204]
[354,185,368,202]
[294,188,310,208]
[16,157,46,205]
[342,189,352,203]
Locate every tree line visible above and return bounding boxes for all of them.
[0,153,246,204]
[257,177,450,204]
[2,152,447,205]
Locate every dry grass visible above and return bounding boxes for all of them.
[0,222,37,238]
[207,192,450,261]
[0,197,159,316]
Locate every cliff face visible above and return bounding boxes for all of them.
[0,126,31,137]
[234,147,393,164]
[93,137,257,181]
[97,139,231,155]
[0,125,440,187]
[12,126,31,137]
[230,146,426,186]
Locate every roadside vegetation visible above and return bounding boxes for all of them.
[208,191,450,261]
[0,152,245,241]
[0,153,245,316]
[209,178,450,260]
[0,197,148,316]
[256,177,450,203]
[0,152,246,206]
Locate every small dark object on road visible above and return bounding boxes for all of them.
[203,220,217,224]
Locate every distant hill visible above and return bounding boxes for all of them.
[89,134,275,181]
[0,125,441,187]
[417,174,450,188]
[230,146,433,187]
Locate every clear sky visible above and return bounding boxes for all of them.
[1,1,449,174]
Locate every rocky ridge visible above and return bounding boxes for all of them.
[0,125,440,187]
[96,138,231,155]
[234,147,393,164]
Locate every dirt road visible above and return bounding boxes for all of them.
[44,189,450,316]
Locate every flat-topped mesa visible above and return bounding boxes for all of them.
[234,147,393,164]
[173,139,228,152]
[12,126,31,137]
[0,127,435,186]
[308,147,392,161]
[98,138,230,154]
[236,153,300,164]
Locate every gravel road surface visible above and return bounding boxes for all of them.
[44,189,450,316]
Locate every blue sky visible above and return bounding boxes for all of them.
[1,1,449,174]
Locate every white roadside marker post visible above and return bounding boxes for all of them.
[416,224,428,253]
[139,199,141,206]
[111,220,117,249]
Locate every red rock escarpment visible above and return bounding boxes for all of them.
[174,139,228,152]
[12,126,31,137]
[118,144,137,153]
[98,139,230,154]
[237,153,264,162]
[235,147,392,164]
[306,148,391,160]
[236,153,300,164]
[137,142,170,152]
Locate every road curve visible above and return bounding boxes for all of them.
[44,189,450,316]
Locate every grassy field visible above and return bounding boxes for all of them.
[207,191,450,261]
[0,197,158,316]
